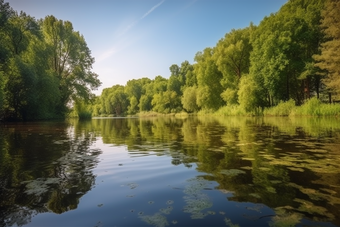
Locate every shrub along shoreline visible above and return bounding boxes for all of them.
[212,98,340,117]
[90,97,340,118]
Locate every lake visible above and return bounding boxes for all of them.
[1,116,340,227]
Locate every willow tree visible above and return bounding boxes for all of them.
[314,0,340,99]
[42,15,101,115]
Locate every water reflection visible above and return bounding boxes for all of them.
[1,116,340,226]
[0,121,101,226]
[91,116,340,226]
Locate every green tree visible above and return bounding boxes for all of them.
[194,48,224,110]
[1,12,57,120]
[0,0,14,117]
[42,15,101,115]
[152,90,180,113]
[214,26,253,105]
[182,86,199,113]
[179,60,193,86]
[127,96,138,115]
[314,0,340,98]
[125,79,143,114]
[139,94,152,112]
[108,85,129,116]
[238,75,262,113]
[249,0,323,107]
[100,85,129,116]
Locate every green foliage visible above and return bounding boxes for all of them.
[182,86,199,113]
[292,97,340,116]
[263,98,340,117]
[313,0,340,97]
[215,26,253,104]
[40,15,101,116]
[69,101,92,119]
[194,48,224,110]
[214,105,247,116]
[152,90,180,114]
[0,2,100,121]
[89,0,333,118]
[100,85,129,116]
[263,99,296,116]
[139,94,152,112]
[249,0,324,106]
[221,88,238,105]
[127,96,138,115]
[238,75,263,113]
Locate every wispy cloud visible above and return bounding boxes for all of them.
[97,0,166,62]
[140,0,165,20]
[118,0,165,37]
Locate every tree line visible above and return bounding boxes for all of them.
[93,0,340,117]
[0,0,101,120]
[1,0,339,119]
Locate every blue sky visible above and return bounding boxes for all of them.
[8,0,287,95]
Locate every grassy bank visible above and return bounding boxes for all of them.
[90,98,340,118]
[208,97,340,117]
[264,98,340,117]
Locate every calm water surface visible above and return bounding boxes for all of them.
[1,116,340,227]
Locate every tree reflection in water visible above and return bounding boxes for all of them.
[92,116,340,226]
[1,116,340,227]
[0,121,101,226]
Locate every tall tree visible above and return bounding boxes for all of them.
[314,0,340,98]
[214,26,253,105]
[0,0,14,117]
[42,15,101,115]
[194,48,224,110]
[1,11,52,120]
[249,0,323,107]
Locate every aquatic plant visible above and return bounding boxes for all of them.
[220,169,246,176]
[139,213,169,227]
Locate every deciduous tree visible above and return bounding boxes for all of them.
[314,0,340,97]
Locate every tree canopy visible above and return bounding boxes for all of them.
[313,0,340,98]
[0,1,100,120]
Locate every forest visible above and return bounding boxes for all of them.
[1,0,340,120]
[90,0,340,117]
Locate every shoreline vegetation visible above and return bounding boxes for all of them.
[84,0,340,120]
[90,97,340,119]
[1,0,340,121]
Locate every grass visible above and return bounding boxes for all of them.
[214,105,247,116]
[196,98,340,117]
[262,98,340,117]
[263,99,296,116]
[137,111,166,117]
